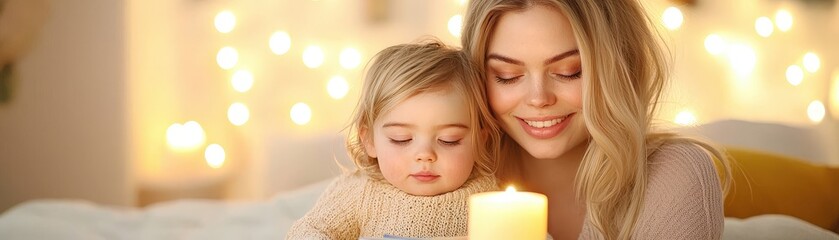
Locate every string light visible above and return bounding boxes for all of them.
[231,70,254,93]
[217,47,238,70]
[662,7,683,30]
[704,34,726,56]
[807,100,825,123]
[269,31,292,55]
[166,121,206,150]
[448,15,463,38]
[755,17,773,37]
[727,44,756,76]
[302,45,325,68]
[327,75,350,99]
[803,52,820,73]
[775,10,793,32]
[205,144,226,169]
[228,102,250,126]
[290,102,312,125]
[786,65,804,86]
[339,48,362,70]
[214,11,236,33]
[674,110,698,126]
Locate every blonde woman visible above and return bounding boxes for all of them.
[286,40,501,239]
[461,0,732,239]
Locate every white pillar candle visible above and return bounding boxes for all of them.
[468,186,548,240]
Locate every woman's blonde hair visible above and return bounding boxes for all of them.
[346,38,501,180]
[461,0,732,238]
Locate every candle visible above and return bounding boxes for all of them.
[468,186,548,240]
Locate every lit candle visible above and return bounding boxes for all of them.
[468,186,548,240]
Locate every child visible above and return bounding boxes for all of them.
[286,39,501,240]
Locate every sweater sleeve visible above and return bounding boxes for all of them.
[285,173,366,240]
[632,143,724,240]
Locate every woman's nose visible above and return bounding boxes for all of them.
[527,75,556,108]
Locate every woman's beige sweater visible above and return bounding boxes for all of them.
[578,142,725,239]
[286,172,497,240]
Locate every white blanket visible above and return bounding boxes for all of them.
[1,178,836,240]
[0,180,329,240]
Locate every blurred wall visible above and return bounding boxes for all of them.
[0,0,131,212]
[653,0,839,125]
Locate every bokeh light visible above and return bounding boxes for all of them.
[775,10,793,32]
[290,102,312,125]
[448,15,463,38]
[727,44,757,76]
[755,17,773,37]
[217,47,238,70]
[166,121,206,150]
[807,100,825,123]
[214,11,235,33]
[803,52,820,73]
[674,110,698,126]
[232,70,254,93]
[205,144,225,169]
[704,34,726,56]
[228,102,250,126]
[327,75,350,99]
[339,48,362,70]
[786,65,804,86]
[662,7,683,30]
[302,45,325,68]
[269,31,292,55]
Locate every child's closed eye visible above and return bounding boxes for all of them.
[389,138,411,145]
[438,139,462,146]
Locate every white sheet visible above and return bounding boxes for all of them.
[0,179,330,240]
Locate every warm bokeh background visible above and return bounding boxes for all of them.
[0,0,837,212]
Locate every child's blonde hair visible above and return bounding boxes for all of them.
[346,39,501,180]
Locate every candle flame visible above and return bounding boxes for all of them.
[506,186,516,192]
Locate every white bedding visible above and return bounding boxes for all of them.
[2,177,837,240]
[0,180,329,240]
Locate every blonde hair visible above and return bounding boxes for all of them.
[346,39,502,180]
[461,0,732,238]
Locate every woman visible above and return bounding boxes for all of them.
[461,0,732,239]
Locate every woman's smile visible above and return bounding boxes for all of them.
[517,113,575,139]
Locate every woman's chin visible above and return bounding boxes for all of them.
[523,147,567,160]
[520,140,588,161]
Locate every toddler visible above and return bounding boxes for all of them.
[286,39,501,239]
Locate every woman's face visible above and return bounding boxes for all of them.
[485,5,589,160]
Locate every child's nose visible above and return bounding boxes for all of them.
[415,143,437,162]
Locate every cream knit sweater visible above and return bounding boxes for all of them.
[286,172,498,240]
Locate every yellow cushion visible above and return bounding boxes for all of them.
[722,147,839,231]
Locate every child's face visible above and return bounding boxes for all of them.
[365,88,476,196]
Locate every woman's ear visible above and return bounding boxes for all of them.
[360,127,377,158]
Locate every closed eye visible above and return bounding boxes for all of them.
[390,138,411,145]
[438,139,461,146]
[552,71,582,80]
[494,75,522,84]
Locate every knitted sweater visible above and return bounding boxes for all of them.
[286,172,498,240]
[578,142,724,239]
